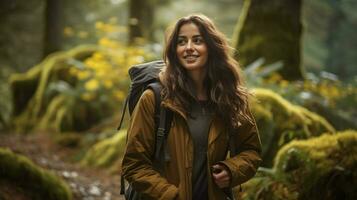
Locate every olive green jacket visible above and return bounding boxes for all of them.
[122,90,262,200]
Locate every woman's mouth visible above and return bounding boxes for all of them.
[184,55,199,62]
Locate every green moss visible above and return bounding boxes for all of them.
[233,0,304,80]
[275,130,357,173]
[274,130,357,199]
[251,88,335,166]
[239,130,357,200]
[0,148,72,200]
[54,132,82,148]
[10,45,98,133]
[81,130,126,168]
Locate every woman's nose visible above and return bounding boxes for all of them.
[185,40,193,50]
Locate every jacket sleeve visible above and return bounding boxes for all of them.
[219,110,262,187]
[122,90,178,200]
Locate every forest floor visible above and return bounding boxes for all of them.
[0,132,124,200]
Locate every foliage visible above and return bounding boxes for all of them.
[0,148,72,200]
[261,72,357,130]
[10,18,155,133]
[251,88,335,166]
[0,67,14,131]
[54,132,82,148]
[239,130,357,200]
[81,129,126,169]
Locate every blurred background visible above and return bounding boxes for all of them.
[0,0,356,199]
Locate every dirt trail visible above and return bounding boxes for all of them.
[0,132,124,200]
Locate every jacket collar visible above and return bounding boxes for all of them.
[162,98,187,120]
[162,98,230,146]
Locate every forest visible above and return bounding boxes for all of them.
[0,0,356,199]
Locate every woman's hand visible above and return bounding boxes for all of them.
[211,164,231,188]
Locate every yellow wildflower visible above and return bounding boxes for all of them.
[78,31,88,39]
[84,59,96,69]
[93,52,105,60]
[103,80,113,89]
[84,79,100,91]
[63,27,74,37]
[69,67,78,76]
[77,70,91,80]
[279,80,289,88]
[95,21,104,30]
[98,37,119,49]
[81,92,95,101]
[114,90,126,101]
[102,24,116,33]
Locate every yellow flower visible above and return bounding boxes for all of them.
[63,27,74,37]
[102,24,116,33]
[95,21,104,30]
[103,80,113,89]
[84,79,100,91]
[93,52,105,60]
[78,31,88,39]
[77,70,91,80]
[279,80,289,88]
[69,67,78,76]
[84,59,96,69]
[81,92,95,101]
[96,69,107,78]
[114,90,126,101]
[329,86,340,98]
[98,37,119,48]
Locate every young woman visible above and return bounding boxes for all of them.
[122,14,262,200]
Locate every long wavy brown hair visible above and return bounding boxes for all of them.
[160,14,252,129]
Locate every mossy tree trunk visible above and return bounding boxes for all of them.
[44,0,64,57]
[128,0,155,44]
[233,0,304,80]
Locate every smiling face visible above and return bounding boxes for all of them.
[176,23,208,73]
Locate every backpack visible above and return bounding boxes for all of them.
[118,60,173,199]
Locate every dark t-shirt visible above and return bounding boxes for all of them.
[187,100,213,200]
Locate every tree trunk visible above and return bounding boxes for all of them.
[233,0,304,80]
[128,0,155,44]
[44,0,63,56]
[0,0,45,72]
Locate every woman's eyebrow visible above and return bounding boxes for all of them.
[177,34,202,38]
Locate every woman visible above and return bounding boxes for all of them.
[122,14,262,200]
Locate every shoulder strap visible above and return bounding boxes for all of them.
[146,83,173,163]
[117,96,128,130]
[147,82,162,128]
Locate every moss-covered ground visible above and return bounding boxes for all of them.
[0,132,124,200]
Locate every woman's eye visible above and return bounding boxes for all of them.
[177,39,186,45]
[193,37,204,44]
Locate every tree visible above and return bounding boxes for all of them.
[128,0,155,44]
[233,0,304,80]
[44,0,64,56]
[0,0,46,72]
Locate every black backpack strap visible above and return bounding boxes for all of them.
[155,107,173,162]
[117,95,129,130]
[147,83,173,169]
[147,83,162,128]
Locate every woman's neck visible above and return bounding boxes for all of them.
[188,69,207,101]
